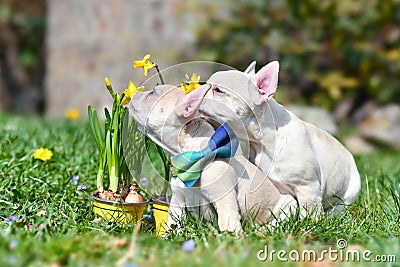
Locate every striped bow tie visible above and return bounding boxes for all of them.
[170,123,239,187]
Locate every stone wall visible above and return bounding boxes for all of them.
[45,0,226,117]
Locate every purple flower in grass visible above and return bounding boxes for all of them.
[9,240,18,249]
[5,215,17,225]
[141,177,148,185]
[77,184,87,191]
[69,175,79,185]
[182,239,195,252]
[242,251,249,259]
[220,252,227,260]
[8,256,16,265]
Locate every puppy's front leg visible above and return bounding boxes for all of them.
[214,191,242,235]
[202,162,242,235]
[295,182,324,218]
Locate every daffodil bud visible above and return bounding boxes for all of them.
[104,77,115,97]
[104,77,111,88]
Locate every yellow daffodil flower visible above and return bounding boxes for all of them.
[180,73,201,94]
[121,81,144,105]
[34,148,53,161]
[133,54,156,76]
[65,108,81,120]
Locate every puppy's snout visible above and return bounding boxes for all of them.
[138,89,156,102]
[130,90,152,111]
[201,83,213,100]
[203,83,212,91]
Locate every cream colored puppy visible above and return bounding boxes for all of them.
[129,85,298,234]
[177,62,361,215]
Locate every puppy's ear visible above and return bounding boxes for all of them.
[249,61,279,105]
[244,61,256,75]
[175,84,210,118]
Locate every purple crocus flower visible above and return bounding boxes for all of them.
[242,251,249,259]
[220,252,227,260]
[77,184,86,190]
[9,240,18,249]
[8,256,16,265]
[182,239,195,252]
[69,175,79,185]
[5,215,17,225]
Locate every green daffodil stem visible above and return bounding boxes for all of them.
[97,149,106,192]
[96,169,104,192]
[109,165,118,192]
[154,64,165,85]
[111,95,121,192]
[160,180,169,199]
[160,157,171,198]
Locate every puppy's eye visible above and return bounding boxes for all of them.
[214,87,224,94]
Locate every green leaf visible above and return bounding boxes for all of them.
[105,129,112,176]
[104,108,111,130]
[87,106,103,152]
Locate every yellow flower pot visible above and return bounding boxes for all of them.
[92,195,148,225]
[152,198,169,237]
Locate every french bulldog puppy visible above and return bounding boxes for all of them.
[129,85,298,234]
[176,61,361,215]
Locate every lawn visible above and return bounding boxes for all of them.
[0,113,399,267]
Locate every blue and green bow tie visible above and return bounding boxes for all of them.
[170,123,239,187]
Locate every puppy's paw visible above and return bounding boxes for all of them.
[235,226,243,237]
[218,217,242,235]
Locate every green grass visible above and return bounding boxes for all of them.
[1,113,399,267]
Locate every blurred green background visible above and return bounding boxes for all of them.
[0,0,45,113]
[193,0,400,112]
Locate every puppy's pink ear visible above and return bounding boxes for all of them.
[250,61,279,104]
[175,84,210,118]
